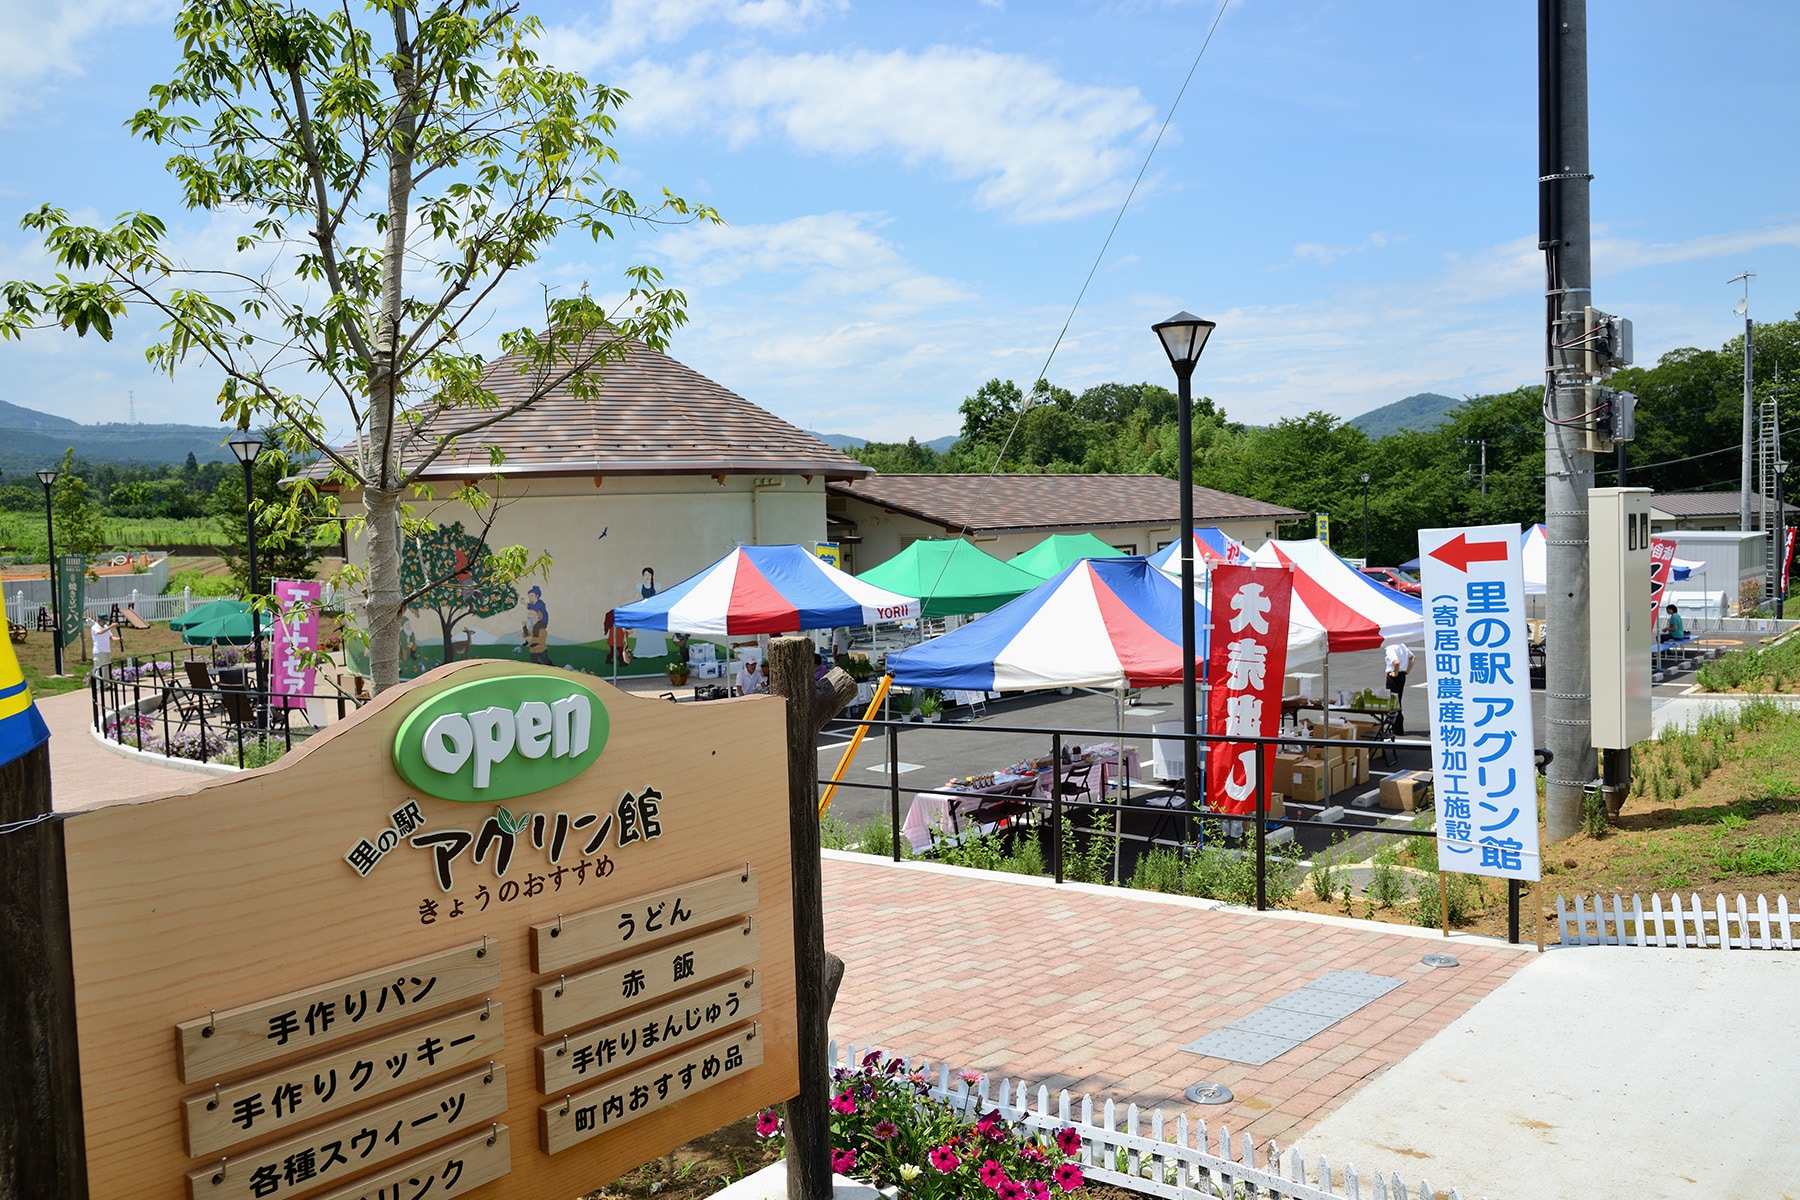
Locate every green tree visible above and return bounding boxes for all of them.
[400,521,519,666]
[2,0,715,693]
[49,448,107,559]
[850,437,945,473]
[212,438,326,597]
[958,379,1026,443]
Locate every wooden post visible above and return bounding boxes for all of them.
[767,637,856,1200]
[1438,871,1450,938]
[0,741,89,1200]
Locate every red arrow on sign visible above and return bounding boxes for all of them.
[1429,532,1510,573]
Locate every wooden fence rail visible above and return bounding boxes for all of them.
[1556,892,1797,949]
[827,1040,1474,1200]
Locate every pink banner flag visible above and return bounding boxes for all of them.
[1649,537,1676,632]
[270,580,323,709]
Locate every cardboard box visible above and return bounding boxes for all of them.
[1279,757,1330,804]
[1268,792,1285,820]
[1352,747,1370,785]
[1379,770,1434,812]
[1329,757,1351,796]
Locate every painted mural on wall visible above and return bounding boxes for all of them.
[352,525,700,682]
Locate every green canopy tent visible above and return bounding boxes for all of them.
[179,608,273,646]
[857,539,1039,618]
[168,598,248,632]
[1009,533,1127,581]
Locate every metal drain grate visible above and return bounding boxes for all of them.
[1179,972,1405,1068]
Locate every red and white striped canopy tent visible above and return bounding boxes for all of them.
[1248,538,1424,652]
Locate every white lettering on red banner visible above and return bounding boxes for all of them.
[1649,537,1676,632]
[1204,564,1294,816]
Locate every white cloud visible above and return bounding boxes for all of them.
[0,0,168,118]
[541,0,843,71]
[1290,231,1397,266]
[615,47,1158,223]
[1595,221,1800,275]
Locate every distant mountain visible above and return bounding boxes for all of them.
[806,431,959,454]
[1348,392,1463,439]
[0,399,235,474]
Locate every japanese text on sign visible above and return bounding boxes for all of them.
[539,974,759,1093]
[536,920,760,1036]
[1418,524,1541,882]
[1204,565,1295,816]
[532,866,759,974]
[540,1025,763,1155]
[301,1124,511,1200]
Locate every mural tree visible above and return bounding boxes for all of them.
[401,522,519,668]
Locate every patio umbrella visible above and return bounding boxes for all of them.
[611,544,919,636]
[885,557,1324,692]
[856,539,1039,618]
[1009,533,1126,581]
[179,608,273,645]
[168,598,247,631]
[1147,527,1250,578]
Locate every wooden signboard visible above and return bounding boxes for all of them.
[59,661,798,1200]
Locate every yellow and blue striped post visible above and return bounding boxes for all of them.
[0,634,50,768]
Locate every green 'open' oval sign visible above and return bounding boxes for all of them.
[393,675,610,802]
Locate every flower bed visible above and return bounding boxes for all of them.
[758,1050,1088,1199]
[104,714,231,763]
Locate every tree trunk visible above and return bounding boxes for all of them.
[364,486,403,694]
[362,6,418,697]
[439,611,456,668]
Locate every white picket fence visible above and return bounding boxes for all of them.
[828,1041,1470,1200]
[1557,892,1797,950]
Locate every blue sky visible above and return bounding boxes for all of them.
[2,0,1798,442]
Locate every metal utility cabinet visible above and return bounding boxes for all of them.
[1589,487,1653,748]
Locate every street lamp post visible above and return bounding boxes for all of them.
[1360,472,1371,564]
[1152,311,1217,814]
[228,433,265,706]
[1777,460,1791,619]
[35,468,61,676]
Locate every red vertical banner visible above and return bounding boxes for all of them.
[1649,537,1676,630]
[1205,564,1294,815]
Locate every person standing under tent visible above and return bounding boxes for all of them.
[1384,640,1415,735]
[633,567,667,662]
[735,656,764,696]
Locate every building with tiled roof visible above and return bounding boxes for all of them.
[827,473,1303,572]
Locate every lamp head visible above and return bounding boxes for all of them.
[1151,311,1217,376]
[1360,473,1371,485]
[228,432,264,467]
[35,468,58,488]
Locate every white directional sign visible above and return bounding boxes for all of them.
[1417,524,1541,882]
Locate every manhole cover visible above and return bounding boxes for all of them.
[1421,953,1460,968]
[1185,1082,1234,1105]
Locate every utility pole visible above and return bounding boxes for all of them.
[1731,272,1754,534]
[1540,0,1594,843]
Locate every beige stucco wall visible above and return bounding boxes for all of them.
[343,473,827,649]
[834,493,1282,572]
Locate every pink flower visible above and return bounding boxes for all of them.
[998,1182,1028,1200]
[1028,1182,1050,1200]
[873,1120,898,1140]
[1020,1143,1047,1164]
[754,1110,783,1138]
[929,1145,961,1174]
[831,1149,858,1175]
[1054,1163,1084,1193]
[829,1090,857,1116]
[1054,1127,1083,1156]
[862,1049,884,1068]
[960,1071,984,1086]
[978,1159,1007,1188]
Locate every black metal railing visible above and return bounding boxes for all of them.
[814,710,1531,944]
[90,651,365,770]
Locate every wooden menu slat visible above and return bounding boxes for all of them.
[531,866,758,974]
[535,920,759,1036]
[304,1123,512,1200]
[185,1064,507,1200]
[183,1002,505,1157]
[176,940,500,1083]
[539,1024,762,1154]
[537,974,759,1093]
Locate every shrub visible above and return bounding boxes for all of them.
[1367,843,1406,908]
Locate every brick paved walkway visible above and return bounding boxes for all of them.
[822,852,1533,1147]
[40,688,208,813]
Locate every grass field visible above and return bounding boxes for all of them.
[0,513,341,550]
